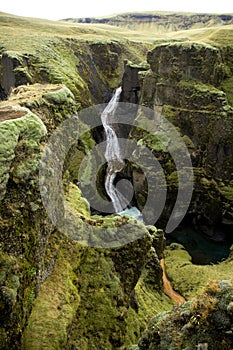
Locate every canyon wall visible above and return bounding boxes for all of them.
[125,42,233,238]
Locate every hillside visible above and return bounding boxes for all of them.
[63,11,233,33]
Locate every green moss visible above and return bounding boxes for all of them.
[43,86,75,104]
[221,77,233,106]
[162,104,178,120]
[219,184,233,201]
[0,13,151,106]
[21,245,81,350]
[137,132,169,152]
[65,183,90,218]
[125,278,173,345]
[167,171,179,187]
[0,107,47,199]
[135,280,233,349]
[0,252,19,305]
[65,248,127,349]
[182,134,195,149]
[164,246,233,299]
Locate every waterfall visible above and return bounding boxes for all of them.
[101,87,127,213]
[101,87,144,222]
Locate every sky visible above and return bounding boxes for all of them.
[1,0,232,21]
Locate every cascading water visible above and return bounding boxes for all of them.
[101,87,143,222]
[101,87,127,212]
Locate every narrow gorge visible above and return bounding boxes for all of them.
[0,10,233,350]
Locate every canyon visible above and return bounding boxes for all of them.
[0,10,233,350]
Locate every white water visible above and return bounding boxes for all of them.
[101,87,127,212]
[118,207,144,222]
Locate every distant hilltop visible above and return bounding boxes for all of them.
[62,11,233,32]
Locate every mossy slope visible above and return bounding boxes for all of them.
[133,280,233,350]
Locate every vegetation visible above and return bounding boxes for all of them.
[0,10,233,350]
[134,280,233,349]
[164,245,233,299]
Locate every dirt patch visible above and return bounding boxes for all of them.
[0,106,26,122]
[160,258,186,305]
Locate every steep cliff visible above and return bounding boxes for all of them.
[0,13,148,106]
[129,40,233,238]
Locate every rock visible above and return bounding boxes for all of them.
[135,41,233,232]
[0,84,167,349]
[0,84,84,349]
[0,105,47,200]
[43,86,74,105]
[1,52,32,97]
[147,43,225,86]
[121,60,149,103]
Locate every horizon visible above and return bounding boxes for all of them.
[0,0,233,21]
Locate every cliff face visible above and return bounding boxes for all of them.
[0,84,168,349]
[128,41,233,236]
[0,85,78,348]
[0,41,146,107]
[0,12,148,107]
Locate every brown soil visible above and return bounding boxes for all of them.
[160,258,185,305]
[0,106,26,122]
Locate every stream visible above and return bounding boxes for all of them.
[167,225,232,265]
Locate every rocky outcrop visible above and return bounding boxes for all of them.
[0,84,80,349]
[121,60,149,103]
[132,280,233,350]
[1,12,233,350]
[130,42,233,235]
[0,52,32,96]
[147,43,225,86]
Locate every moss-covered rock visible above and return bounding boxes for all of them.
[21,240,81,350]
[1,51,32,95]
[134,280,233,350]
[0,106,47,200]
[0,87,169,349]
[147,43,226,86]
[136,41,233,232]
[0,83,92,349]
[1,12,233,350]
[0,15,148,107]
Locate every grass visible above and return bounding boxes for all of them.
[169,25,233,46]
[0,12,152,104]
[164,246,233,300]
[0,12,154,51]
[1,12,233,53]
[125,279,174,346]
[222,77,233,106]
[1,12,232,107]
